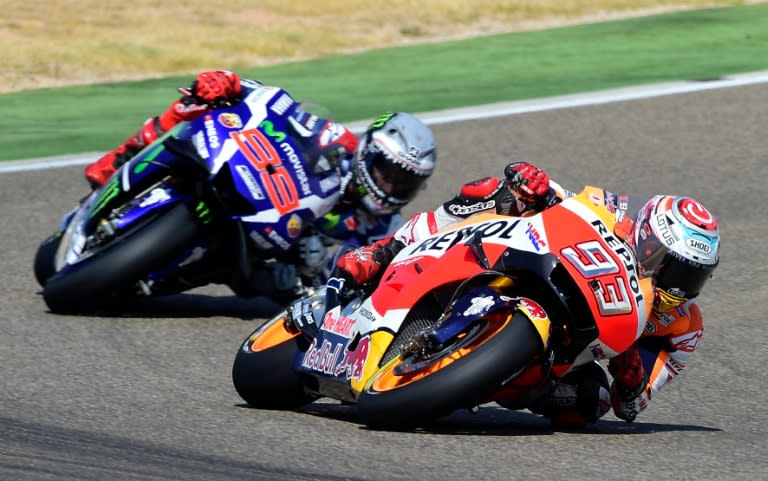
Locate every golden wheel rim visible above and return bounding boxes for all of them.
[369,312,512,392]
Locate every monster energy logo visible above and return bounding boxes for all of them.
[90,177,121,218]
[321,212,341,229]
[196,201,212,224]
[368,112,396,130]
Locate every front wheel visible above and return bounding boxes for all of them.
[34,231,63,286]
[42,203,203,313]
[357,310,545,429]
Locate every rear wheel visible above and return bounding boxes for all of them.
[42,203,202,313]
[232,315,317,409]
[357,311,546,429]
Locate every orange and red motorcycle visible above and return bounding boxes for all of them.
[231,188,653,428]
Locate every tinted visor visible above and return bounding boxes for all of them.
[362,150,427,202]
[633,215,667,274]
[655,252,717,299]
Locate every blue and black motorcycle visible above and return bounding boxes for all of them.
[34,82,345,313]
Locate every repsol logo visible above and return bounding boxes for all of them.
[407,219,520,254]
[591,219,643,305]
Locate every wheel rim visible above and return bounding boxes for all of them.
[247,316,299,352]
[369,311,513,392]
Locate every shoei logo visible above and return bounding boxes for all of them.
[687,238,712,254]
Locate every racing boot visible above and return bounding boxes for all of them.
[84,98,207,188]
[524,362,611,428]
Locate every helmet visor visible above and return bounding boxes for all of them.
[632,214,667,276]
[361,149,427,203]
[655,252,717,299]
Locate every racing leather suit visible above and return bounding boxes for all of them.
[85,75,402,300]
[376,178,705,424]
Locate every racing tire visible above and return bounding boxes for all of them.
[42,203,202,313]
[357,311,545,429]
[231,316,317,410]
[34,231,63,286]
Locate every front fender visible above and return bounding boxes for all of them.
[111,185,190,231]
[432,286,552,350]
[55,183,197,270]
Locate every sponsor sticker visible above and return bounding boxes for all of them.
[218,112,243,129]
[286,214,302,238]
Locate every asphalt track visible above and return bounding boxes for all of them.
[2,82,767,481]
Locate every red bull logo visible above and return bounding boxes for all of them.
[301,335,370,381]
[518,298,547,320]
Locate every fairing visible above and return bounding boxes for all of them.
[290,191,653,397]
[57,84,345,276]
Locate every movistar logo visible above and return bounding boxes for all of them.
[259,120,287,142]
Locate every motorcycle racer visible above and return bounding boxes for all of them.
[84,70,437,300]
[332,161,720,426]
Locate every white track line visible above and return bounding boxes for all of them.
[3,70,768,174]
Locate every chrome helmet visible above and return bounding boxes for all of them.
[352,112,436,215]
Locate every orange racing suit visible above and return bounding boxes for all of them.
[384,179,704,423]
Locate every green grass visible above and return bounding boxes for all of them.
[2,3,768,161]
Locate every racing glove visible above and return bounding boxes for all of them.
[334,236,405,289]
[504,162,551,206]
[181,70,241,107]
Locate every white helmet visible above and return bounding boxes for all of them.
[628,195,720,309]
